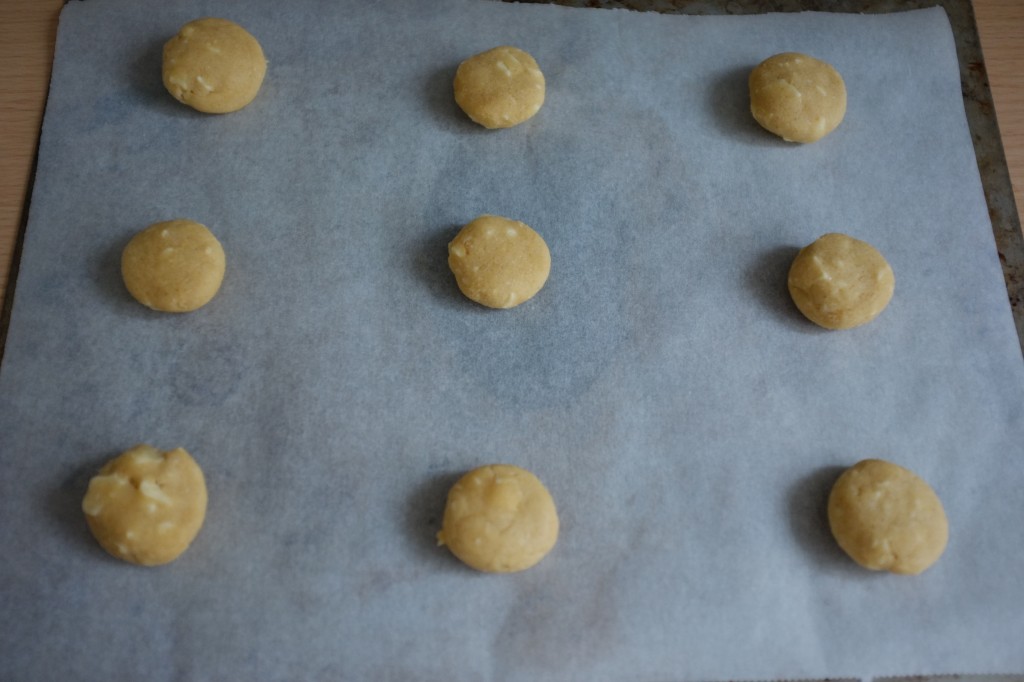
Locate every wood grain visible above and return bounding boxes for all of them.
[974,0,1024,228]
[0,0,63,308]
[1,0,1022,306]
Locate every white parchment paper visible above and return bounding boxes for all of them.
[1,1,1022,680]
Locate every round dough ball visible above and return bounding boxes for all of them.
[454,46,545,129]
[448,214,550,309]
[82,444,208,566]
[828,459,948,575]
[121,219,226,312]
[787,233,894,330]
[163,18,267,114]
[749,52,846,143]
[437,464,559,573]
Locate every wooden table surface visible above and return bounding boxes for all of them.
[1,0,1022,308]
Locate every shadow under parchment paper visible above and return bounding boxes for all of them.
[402,470,473,571]
[171,336,247,407]
[409,224,465,309]
[45,454,119,560]
[786,464,872,576]
[423,63,489,134]
[129,37,195,119]
[492,562,622,677]
[744,244,823,332]
[708,65,793,147]
[95,237,155,319]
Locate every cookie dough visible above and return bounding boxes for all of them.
[121,219,226,312]
[437,464,559,573]
[787,233,894,330]
[448,215,550,309]
[828,459,948,575]
[749,52,846,143]
[163,18,267,114]
[454,46,545,129]
[82,445,208,566]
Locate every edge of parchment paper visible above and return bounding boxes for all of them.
[688,671,1024,675]
[634,674,1024,682]
[0,1,68,369]
[872,671,1024,675]
[511,0,1024,356]
[663,674,1024,682]
[0,166,33,369]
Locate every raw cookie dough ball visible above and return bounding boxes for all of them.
[454,46,545,129]
[828,459,948,575]
[448,214,550,309]
[749,52,846,143]
[163,18,267,114]
[437,464,559,573]
[82,445,208,566]
[787,233,894,330]
[121,219,226,312]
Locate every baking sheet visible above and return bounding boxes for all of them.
[1,0,1023,679]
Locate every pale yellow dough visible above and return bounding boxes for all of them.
[828,459,948,575]
[437,464,559,573]
[163,18,267,114]
[787,233,894,330]
[454,46,545,129]
[121,219,226,312]
[82,445,208,566]
[749,52,846,143]
[448,215,550,309]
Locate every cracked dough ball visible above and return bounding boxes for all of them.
[787,233,894,330]
[437,464,559,573]
[454,46,545,129]
[163,18,267,114]
[448,215,550,309]
[122,219,226,312]
[828,459,948,575]
[749,52,846,143]
[82,445,208,566]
